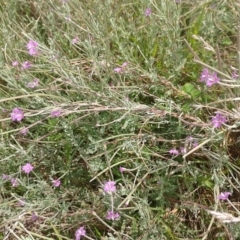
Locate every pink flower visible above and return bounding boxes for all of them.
[219,192,231,200]
[11,178,19,187]
[145,8,152,17]
[106,211,120,220]
[232,70,239,79]
[211,113,226,128]
[180,147,186,154]
[51,110,61,117]
[31,211,37,221]
[121,62,128,68]
[22,163,34,174]
[169,149,179,155]
[119,167,126,173]
[12,61,19,67]
[52,179,61,187]
[114,67,122,73]
[27,78,39,88]
[18,199,25,207]
[11,108,24,122]
[193,141,198,147]
[20,127,29,136]
[2,174,10,180]
[21,61,32,70]
[27,40,39,56]
[75,226,86,240]
[72,37,79,44]
[103,181,116,193]
[114,62,128,73]
[200,68,220,87]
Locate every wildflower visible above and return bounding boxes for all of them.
[206,72,220,87]
[21,61,32,70]
[11,108,24,122]
[27,78,39,88]
[145,8,152,17]
[52,179,61,187]
[2,174,10,180]
[20,127,29,136]
[103,181,116,193]
[169,149,179,155]
[18,199,25,207]
[72,37,79,44]
[232,70,239,79]
[22,163,34,174]
[193,141,198,147]
[211,113,226,128]
[200,68,220,87]
[180,147,187,154]
[121,62,128,68]
[75,226,86,240]
[51,110,61,117]
[31,211,38,221]
[106,211,120,220]
[11,178,19,187]
[119,167,126,173]
[219,192,231,201]
[12,61,19,67]
[114,67,122,73]
[27,40,39,56]
[114,62,128,73]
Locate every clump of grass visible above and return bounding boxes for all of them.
[1,0,240,239]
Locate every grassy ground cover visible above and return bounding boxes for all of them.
[1,0,240,239]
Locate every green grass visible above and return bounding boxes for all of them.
[1,0,240,239]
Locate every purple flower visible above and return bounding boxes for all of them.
[145,8,152,17]
[31,211,38,221]
[103,181,116,193]
[22,163,34,174]
[12,61,19,67]
[232,70,239,79]
[18,199,25,207]
[114,67,122,73]
[20,127,29,136]
[169,149,179,155]
[2,174,10,180]
[21,61,32,70]
[52,179,61,187]
[11,108,24,122]
[193,141,198,147]
[121,62,128,68]
[72,37,79,44]
[180,147,187,154]
[75,226,86,240]
[27,40,39,56]
[219,192,231,200]
[211,113,226,128]
[106,211,120,220]
[27,78,39,88]
[114,62,128,73]
[200,68,220,87]
[206,73,220,86]
[11,178,19,187]
[51,110,61,117]
[119,167,126,173]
